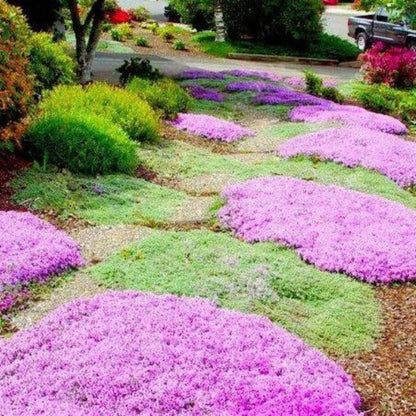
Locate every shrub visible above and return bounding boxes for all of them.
[173,40,186,50]
[117,58,162,86]
[127,78,193,119]
[102,22,113,32]
[312,33,359,61]
[0,0,35,146]
[26,110,138,175]
[360,42,416,88]
[352,82,416,128]
[28,33,75,95]
[304,70,323,96]
[168,0,214,31]
[135,36,150,47]
[110,23,133,42]
[159,27,176,42]
[224,0,324,47]
[352,82,398,114]
[106,8,132,24]
[321,86,344,103]
[129,6,151,22]
[39,84,160,142]
[164,4,181,22]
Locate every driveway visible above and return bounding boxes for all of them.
[93,51,361,84]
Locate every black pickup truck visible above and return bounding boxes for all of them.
[348,7,416,51]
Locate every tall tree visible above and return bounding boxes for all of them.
[67,0,106,84]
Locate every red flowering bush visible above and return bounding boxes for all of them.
[360,42,416,88]
[106,8,132,24]
[0,0,35,147]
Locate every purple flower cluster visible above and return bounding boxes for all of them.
[0,211,84,288]
[226,81,282,93]
[253,91,330,107]
[184,84,224,102]
[283,76,306,89]
[219,176,416,283]
[172,113,254,142]
[0,291,362,415]
[220,69,284,82]
[289,105,408,135]
[181,69,225,80]
[278,127,416,187]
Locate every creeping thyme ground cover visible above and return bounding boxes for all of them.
[290,105,407,135]
[0,211,83,313]
[0,291,362,415]
[172,113,254,142]
[12,169,204,226]
[278,127,416,188]
[220,176,416,284]
[139,140,416,208]
[89,230,379,355]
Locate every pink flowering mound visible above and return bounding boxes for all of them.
[0,291,362,415]
[220,69,284,82]
[172,113,254,142]
[278,127,416,187]
[0,211,84,288]
[289,104,407,135]
[219,177,416,284]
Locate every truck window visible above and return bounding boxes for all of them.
[375,7,389,22]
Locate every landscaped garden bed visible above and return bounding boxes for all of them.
[1,3,416,411]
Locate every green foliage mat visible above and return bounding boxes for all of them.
[12,168,209,226]
[140,140,416,208]
[88,229,380,355]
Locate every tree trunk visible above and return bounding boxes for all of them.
[214,0,226,42]
[67,0,105,84]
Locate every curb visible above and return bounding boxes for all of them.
[227,53,339,66]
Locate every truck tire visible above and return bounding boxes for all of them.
[408,40,416,51]
[356,32,368,52]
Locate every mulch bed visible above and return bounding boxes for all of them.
[0,152,31,211]
[340,284,416,415]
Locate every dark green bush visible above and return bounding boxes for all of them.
[314,33,360,62]
[117,58,162,86]
[224,0,324,47]
[168,0,214,31]
[126,78,193,119]
[26,111,138,175]
[28,32,75,94]
[40,83,160,142]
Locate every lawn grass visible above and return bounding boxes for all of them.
[192,32,359,62]
[139,140,416,208]
[87,229,380,355]
[12,168,206,226]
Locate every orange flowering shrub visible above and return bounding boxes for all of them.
[0,0,35,147]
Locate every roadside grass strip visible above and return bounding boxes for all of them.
[278,126,416,188]
[0,291,362,415]
[220,176,416,284]
[88,230,379,355]
[172,113,255,142]
[290,105,407,135]
[0,211,83,314]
